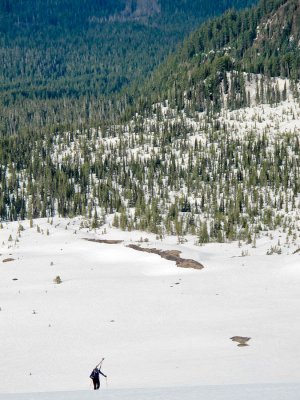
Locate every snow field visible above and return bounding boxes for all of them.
[2,383,300,400]
[0,218,300,394]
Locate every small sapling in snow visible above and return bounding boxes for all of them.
[53,275,62,284]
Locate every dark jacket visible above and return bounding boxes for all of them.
[90,368,106,380]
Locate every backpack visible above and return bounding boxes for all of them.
[90,369,97,379]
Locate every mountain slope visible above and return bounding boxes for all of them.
[1,77,299,241]
[0,0,256,136]
[137,0,300,113]
[0,0,299,244]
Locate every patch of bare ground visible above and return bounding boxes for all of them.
[2,258,15,263]
[126,244,204,270]
[84,238,124,245]
[230,336,251,347]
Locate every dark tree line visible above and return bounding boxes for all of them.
[0,0,257,137]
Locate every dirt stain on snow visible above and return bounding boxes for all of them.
[126,244,204,270]
[230,336,251,347]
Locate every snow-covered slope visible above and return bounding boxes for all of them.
[1,218,300,394]
[2,383,300,400]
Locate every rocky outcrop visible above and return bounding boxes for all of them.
[254,0,300,49]
[122,0,161,19]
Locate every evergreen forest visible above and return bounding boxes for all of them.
[0,0,299,244]
[0,0,256,136]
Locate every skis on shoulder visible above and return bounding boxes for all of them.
[96,357,105,368]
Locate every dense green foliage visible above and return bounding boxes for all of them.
[136,0,300,114]
[0,0,299,244]
[0,101,299,242]
[0,0,256,136]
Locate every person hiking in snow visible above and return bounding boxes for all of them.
[90,366,107,390]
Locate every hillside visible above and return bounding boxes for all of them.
[0,0,299,245]
[1,76,299,242]
[1,2,300,396]
[0,0,299,243]
[138,0,300,112]
[0,0,256,136]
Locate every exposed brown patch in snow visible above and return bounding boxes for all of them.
[230,336,251,347]
[126,244,204,270]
